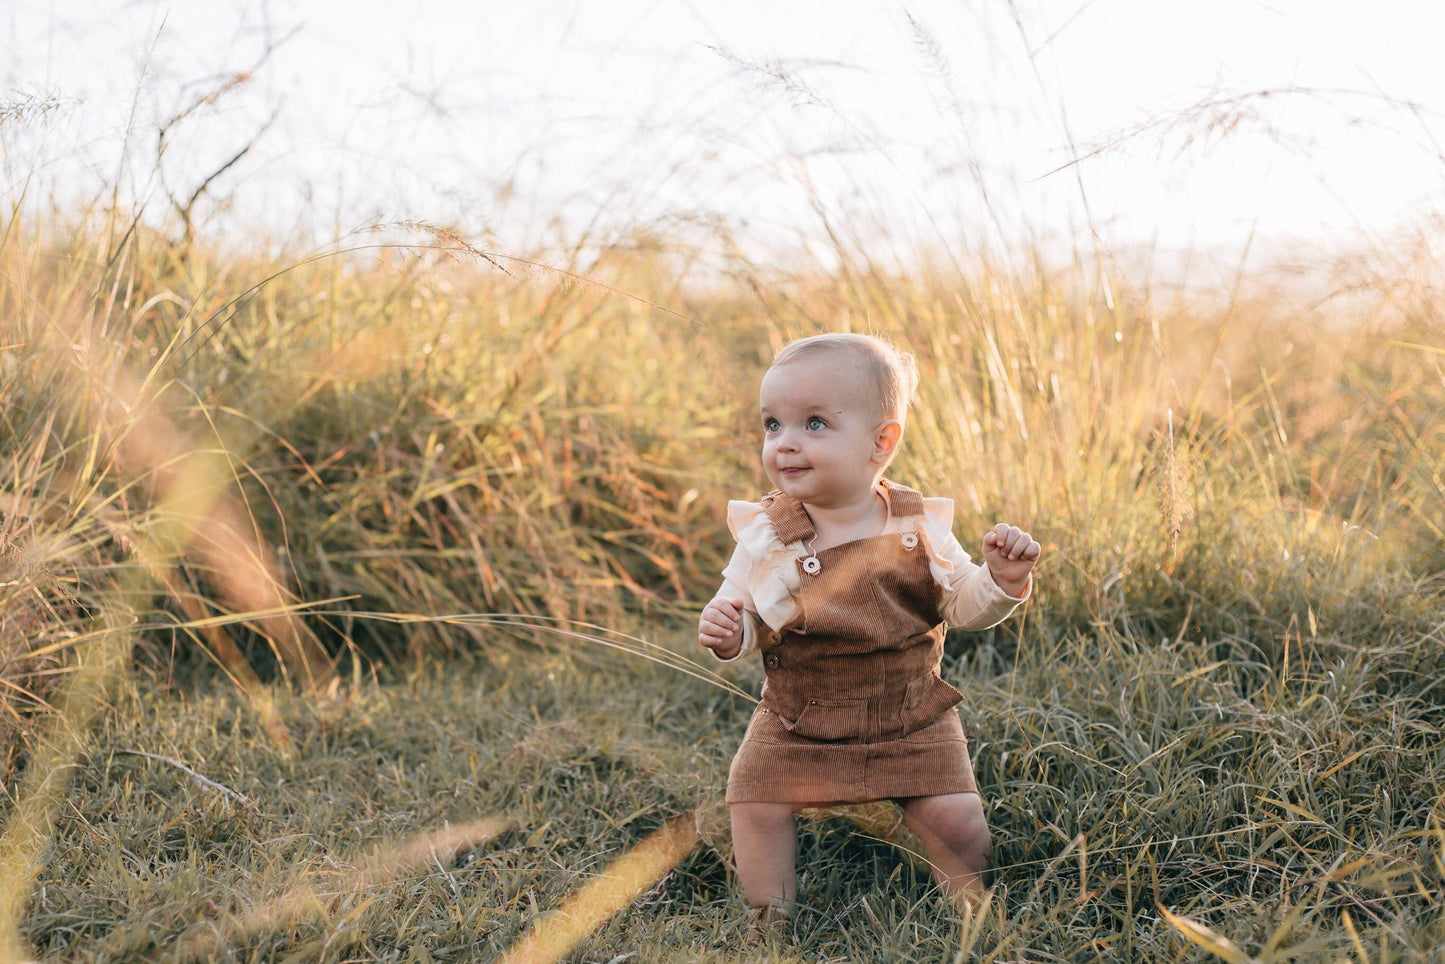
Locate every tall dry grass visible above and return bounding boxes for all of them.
[4,197,1442,709]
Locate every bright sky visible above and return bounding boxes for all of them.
[5,1,1444,272]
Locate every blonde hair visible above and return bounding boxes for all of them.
[769,333,919,425]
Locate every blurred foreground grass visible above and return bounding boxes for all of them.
[1,212,1443,960]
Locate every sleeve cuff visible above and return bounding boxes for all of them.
[987,567,1032,602]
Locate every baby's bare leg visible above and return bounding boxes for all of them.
[900,792,991,898]
[730,802,798,915]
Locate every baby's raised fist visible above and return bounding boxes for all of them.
[982,523,1040,597]
[983,523,1040,561]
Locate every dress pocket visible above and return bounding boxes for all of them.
[783,698,867,742]
[901,673,965,736]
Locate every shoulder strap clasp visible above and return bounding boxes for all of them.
[759,490,816,544]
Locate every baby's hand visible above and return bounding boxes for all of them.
[982,523,1041,598]
[699,596,745,660]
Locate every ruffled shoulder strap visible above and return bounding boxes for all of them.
[881,478,926,519]
[759,490,815,545]
[725,495,807,634]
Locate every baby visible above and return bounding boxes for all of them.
[698,333,1039,927]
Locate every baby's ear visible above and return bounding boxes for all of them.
[873,419,903,463]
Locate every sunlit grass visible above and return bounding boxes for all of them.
[1,185,1443,960]
[497,814,700,964]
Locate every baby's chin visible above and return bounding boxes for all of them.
[768,470,813,496]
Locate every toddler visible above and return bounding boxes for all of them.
[698,333,1039,927]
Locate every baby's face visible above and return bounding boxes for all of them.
[758,355,892,509]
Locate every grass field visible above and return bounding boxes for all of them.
[2,202,1444,961]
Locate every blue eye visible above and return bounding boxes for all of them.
[763,417,780,432]
[807,416,826,431]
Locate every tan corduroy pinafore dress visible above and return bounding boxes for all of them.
[725,481,979,804]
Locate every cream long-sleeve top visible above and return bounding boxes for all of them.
[711,483,1031,662]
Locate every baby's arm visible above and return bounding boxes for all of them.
[699,592,746,660]
[937,524,1040,630]
[699,573,765,661]
[701,502,778,661]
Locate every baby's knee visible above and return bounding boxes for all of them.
[960,821,992,864]
[941,812,990,860]
[909,795,991,859]
[730,802,797,834]
[729,802,799,864]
